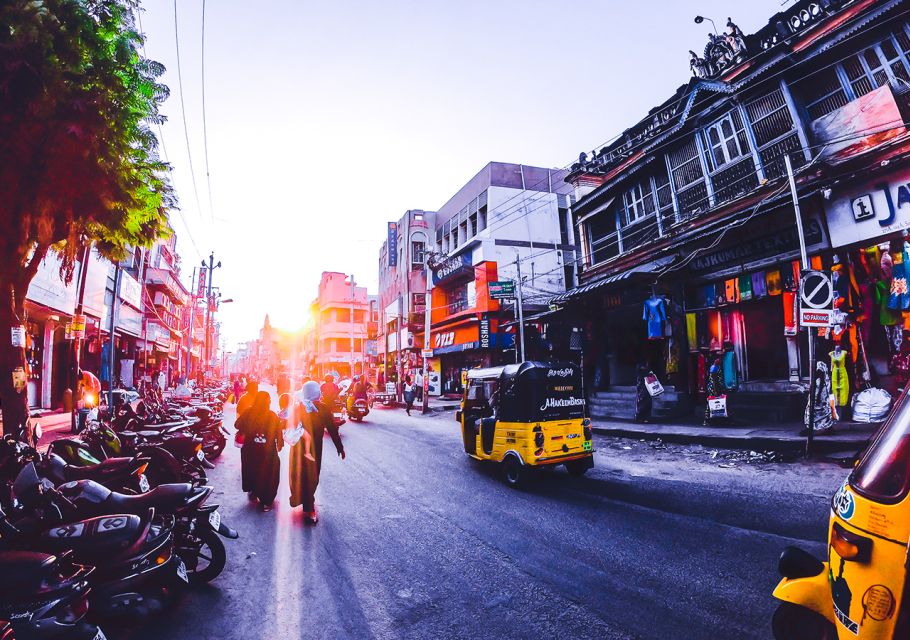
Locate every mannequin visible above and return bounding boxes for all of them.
[830,345,849,414]
[643,290,666,340]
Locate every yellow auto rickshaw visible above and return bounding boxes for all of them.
[455,361,593,486]
[772,387,910,639]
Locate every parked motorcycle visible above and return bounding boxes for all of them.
[0,549,104,640]
[12,463,237,585]
[3,466,185,618]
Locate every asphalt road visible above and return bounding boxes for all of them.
[110,392,848,640]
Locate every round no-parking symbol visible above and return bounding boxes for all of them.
[800,271,833,309]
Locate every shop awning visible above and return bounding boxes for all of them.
[550,255,677,304]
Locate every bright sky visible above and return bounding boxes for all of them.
[138,0,789,348]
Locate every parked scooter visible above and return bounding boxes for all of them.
[0,550,104,640]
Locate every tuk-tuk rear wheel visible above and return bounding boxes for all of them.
[771,603,837,640]
[502,456,525,488]
[565,460,589,477]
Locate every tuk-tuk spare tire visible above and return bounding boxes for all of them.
[501,455,525,488]
[771,603,837,640]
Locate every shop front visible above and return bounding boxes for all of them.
[677,205,830,394]
[822,163,910,399]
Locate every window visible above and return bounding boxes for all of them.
[411,241,425,269]
[745,89,804,181]
[622,181,655,225]
[585,210,620,266]
[667,137,709,216]
[796,24,910,120]
[703,111,750,170]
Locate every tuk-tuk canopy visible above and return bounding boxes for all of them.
[492,361,586,422]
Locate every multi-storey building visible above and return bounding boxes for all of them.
[559,0,910,420]
[307,271,371,379]
[377,209,435,388]
[427,162,576,394]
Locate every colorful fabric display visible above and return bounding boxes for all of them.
[890,249,910,311]
[751,272,767,298]
[724,278,738,304]
[875,280,900,325]
[738,274,753,301]
[643,297,666,340]
[686,313,697,352]
[705,283,716,308]
[766,270,782,296]
[783,290,797,336]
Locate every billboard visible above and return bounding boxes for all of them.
[387,222,398,267]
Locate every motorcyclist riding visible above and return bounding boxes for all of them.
[347,376,368,412]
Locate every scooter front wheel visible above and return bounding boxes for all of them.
[771,603,836,640]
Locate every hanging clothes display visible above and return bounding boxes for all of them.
[766,270,782,296]
[722,348,738,390]
[686,313,697,352]
[830,349,850,408]
[888,248,909,310]
[804,361,834,433]
[724,278,738,304]
[738,274,753,301]
[783,291,798,336]
[751,271,767,298]
[643,297,666,340]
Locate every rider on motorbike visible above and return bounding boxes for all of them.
[346,376,368,413]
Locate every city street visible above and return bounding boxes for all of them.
[109,391,848,640]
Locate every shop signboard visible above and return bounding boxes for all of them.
[431,254,473,286]
[387,222,398,267]
[479,315,491,349]
[71,314,86,339]
[10,326,25,348]
[118,272,142,309]
[689,217,826,275]
[197,268,207,297]
[488,280,515,300]
[825,165,910,248]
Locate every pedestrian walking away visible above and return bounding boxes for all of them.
[235,391,283,510]
[403,375,416,415]
[232,377,242,405]
[237,380,258,417]
[290,381,345,524]
[634,364,652,424]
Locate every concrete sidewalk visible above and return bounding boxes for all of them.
[590,417,880,454]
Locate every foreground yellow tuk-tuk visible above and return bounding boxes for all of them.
[455,361,594,486]
[772,387,910,639]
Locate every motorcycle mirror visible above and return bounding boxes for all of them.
[32,422,42,443]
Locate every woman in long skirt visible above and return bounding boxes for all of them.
[289,381,345,524]
[235,391,283,510]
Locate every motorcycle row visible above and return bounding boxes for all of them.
[0,383,236,640]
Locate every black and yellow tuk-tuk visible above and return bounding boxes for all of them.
[772,386,910,639]
[456,361,594,486]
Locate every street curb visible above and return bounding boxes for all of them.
[591,425,873,454]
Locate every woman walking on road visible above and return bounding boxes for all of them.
[235,391,283,511]
[289,381,345,524]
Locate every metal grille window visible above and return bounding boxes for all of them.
[744,89,803,181]
[797,24,910,120]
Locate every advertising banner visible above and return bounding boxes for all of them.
[388,222,398,267]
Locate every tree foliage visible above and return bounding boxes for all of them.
[0,0,173,281]
[0,0,173,436]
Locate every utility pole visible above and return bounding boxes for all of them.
[785,154,814,456]
[69,245,92,432]
[350,273,355,378]
[515,258,526,362]
[107,264,121,410]
[185,266,197,382]
[202,252,221,390]
[422,253,433,414]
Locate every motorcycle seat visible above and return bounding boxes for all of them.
[107,483,195,512]
[141,420,190,431]
[62,457,134,480]
[0,551,57,594]
[39,514,143,560]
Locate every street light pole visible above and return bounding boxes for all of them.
[350,273,355,378]
[422,253,433,414]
